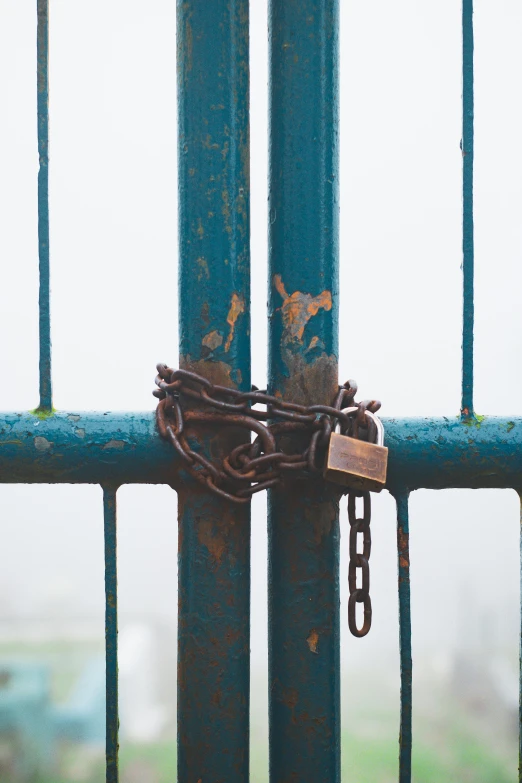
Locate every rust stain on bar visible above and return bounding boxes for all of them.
[225,293,246,352]
[274,274,332,343]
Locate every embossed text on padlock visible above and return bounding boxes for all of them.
[324,407,388,492]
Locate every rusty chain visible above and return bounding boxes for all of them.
[347,492,372,637]
[154,363,380,637]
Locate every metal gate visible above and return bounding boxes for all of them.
[1,1,521,781]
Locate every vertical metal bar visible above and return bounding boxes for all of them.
[177,1,250,780]
[461,0,474,418]
[37,0,52,412]
[103,486,119,782]
[268,2,340,780]
[519,491,522,783]
[395,491,412,783]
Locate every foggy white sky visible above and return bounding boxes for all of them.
[0,0,521,735]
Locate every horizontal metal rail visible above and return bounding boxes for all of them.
[0,412,520,489]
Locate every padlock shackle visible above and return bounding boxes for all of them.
[337,406,385,446]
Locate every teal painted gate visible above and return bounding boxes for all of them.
[1,1,521,781]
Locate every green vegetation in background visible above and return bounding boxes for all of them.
[31,730,514,783]
[341,733,513,783]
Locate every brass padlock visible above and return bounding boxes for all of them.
[324,406,388,492]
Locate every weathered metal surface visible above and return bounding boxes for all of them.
[519,493,522,783]
[0,411,175,484]
[461,0,474,418]
[103,487,119,782]
[394,491,412,783]
[1,414,522,490]
[268,0,340,779]
[384,416,522,490]
[177,0,250,779]
[325,433,388,491]
[37,0,52,412]
[178,1,249,381]
[177,484,250,781]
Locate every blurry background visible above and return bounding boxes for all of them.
[0,0,521,780]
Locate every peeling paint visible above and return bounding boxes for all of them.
[271,275,337,405]
[75,428,85,439]
[34,436,51,452]
[304,335,321,353]
[306,630,319,654]
[103,440,126,451]
[202,330,223,351]
[225,293,245,352]
[274,274,332,343]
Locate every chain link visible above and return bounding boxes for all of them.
[154,364,381,503]
[154,363,380,637]
[347,492,372,637]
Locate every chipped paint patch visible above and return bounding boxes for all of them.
[67,414,81,423]
[274,274,332,343]
[103,440,126,450]
[75,428,85,439]
[34,436,51,452]
[304,335,322,353]
[196,256,209,281]
[225,293,246,352]
[307,629,319,654]
[202,330,223,351]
